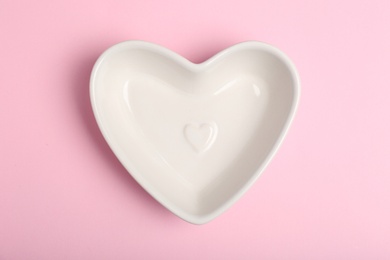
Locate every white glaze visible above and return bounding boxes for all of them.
[90,41,300,224]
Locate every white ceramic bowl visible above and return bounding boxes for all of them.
[90,41,300,224]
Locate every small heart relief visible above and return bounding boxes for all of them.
[90,41,300,224]
[184,123,217,153]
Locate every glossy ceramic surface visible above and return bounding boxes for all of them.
[90,41,300,224]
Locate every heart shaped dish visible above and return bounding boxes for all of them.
[90,41,300,224]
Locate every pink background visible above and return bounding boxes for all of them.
[1,0,390,259]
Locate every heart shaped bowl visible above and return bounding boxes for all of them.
[90,41,300,224]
